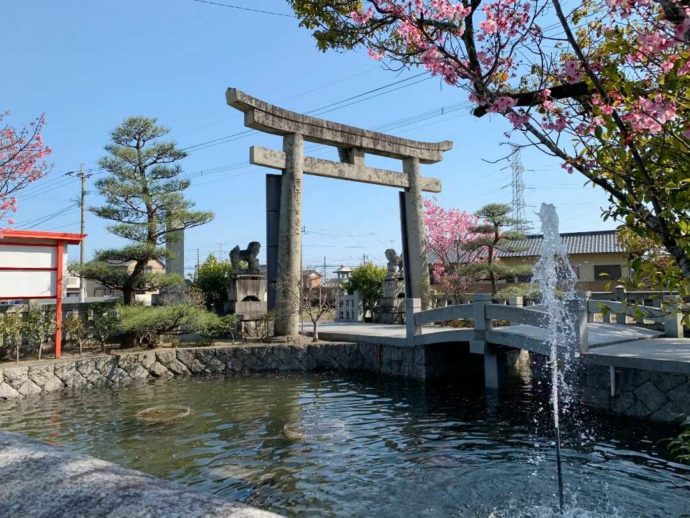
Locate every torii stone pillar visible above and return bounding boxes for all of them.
[227,88,452,336]
[276,133,304,335]
[403,157,429,303]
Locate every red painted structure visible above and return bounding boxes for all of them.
[0,230,85,358]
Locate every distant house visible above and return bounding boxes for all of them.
[499,230,629,291]
[429,230,629,292]
[302,269,323,290]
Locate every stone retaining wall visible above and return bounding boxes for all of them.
[0,341,430,400]
[581,364,689,423]
[4,340,684,425]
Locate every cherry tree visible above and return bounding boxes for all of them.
[423,198,481,302]
[0,112,52,223]
[289,0,690,283]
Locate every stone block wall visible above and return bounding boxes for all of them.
[0,341,432,401]
[581,364,689,423]
[376,343,427,379]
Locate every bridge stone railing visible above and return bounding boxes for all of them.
[586,286,684,338]
[409,293,589,353]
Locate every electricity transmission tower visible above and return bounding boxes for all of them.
[509,147,530,234]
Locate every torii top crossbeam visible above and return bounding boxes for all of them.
[227,88,453,164]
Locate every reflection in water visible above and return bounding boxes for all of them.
[0,372,688,517]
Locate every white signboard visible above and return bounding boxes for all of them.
[0,244,67,299]
[0,245,55,268]
[0,271,57,298]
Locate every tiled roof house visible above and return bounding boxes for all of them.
[429,230,629,292]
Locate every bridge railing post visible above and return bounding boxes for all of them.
[569,293,589,354]
[470,293,499,390]
[470,293,492,354]
[406,298,422,347]
[613,285,627,324]
[661,295,684,338]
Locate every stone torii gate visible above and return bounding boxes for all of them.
[227,88,452,336]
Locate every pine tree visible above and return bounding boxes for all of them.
[76,117,213,305]
[459,203,530,295]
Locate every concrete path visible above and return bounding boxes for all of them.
[313,321,663,347]
[585,338,690,375]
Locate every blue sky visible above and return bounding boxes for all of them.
[2,0,614,277]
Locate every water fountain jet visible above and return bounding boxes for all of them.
[531,203,579,513]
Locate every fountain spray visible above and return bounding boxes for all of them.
[531,204,578,513]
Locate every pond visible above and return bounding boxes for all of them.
[0,372,688,517]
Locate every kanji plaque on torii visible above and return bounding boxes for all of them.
[227,88,452,336]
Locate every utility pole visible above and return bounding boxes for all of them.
[67,165,91,303]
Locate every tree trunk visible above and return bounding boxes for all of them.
[312,320,319,342]
[37,341,42,361]
[123,287,135,305]
[15,341,19,364]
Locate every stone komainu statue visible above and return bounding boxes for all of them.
[230,241,261,274]
[384,248,403,277]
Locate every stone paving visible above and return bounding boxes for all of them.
[0,430,279,518]
[585,338,690,375]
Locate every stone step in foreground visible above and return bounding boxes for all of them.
[0,429,280,518]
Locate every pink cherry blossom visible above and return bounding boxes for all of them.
[424,198,482,300]
[0,112,52,224]
[563,60,583,83]
[350,7,374,25]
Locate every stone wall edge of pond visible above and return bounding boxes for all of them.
[0,429,280,518]
[3,341,685,425]
[0,341,429,400]
[580,363,690,424]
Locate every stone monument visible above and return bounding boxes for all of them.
[227,242,267,330]
[375,249,406,324]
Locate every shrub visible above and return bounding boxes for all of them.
[90,302,119,352]
[64,313,88,355]
[0,311,24,362]
[117,303,223,348]
[668,417,690,464]
[23,307,56,360]
[197,313,240,344]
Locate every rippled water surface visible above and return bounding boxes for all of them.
[1,372,688,517]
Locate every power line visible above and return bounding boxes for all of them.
[171,66,380,139]
[305,72,428,115]
[191,0,296,18]
[19,203,79,229]
[181,73,432,153]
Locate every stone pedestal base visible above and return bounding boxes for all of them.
[375,277,405,323]
[228,274,267,320]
